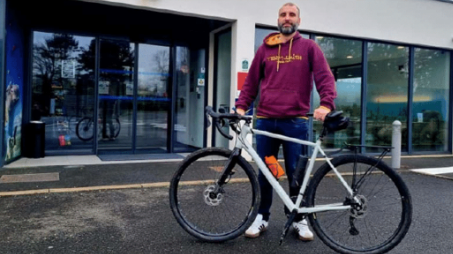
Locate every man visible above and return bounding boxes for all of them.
[235,2,336,241]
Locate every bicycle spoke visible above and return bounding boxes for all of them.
[319,211,348,231]
[308,155,411,253]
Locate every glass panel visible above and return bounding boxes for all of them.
[32,32,95,152]
[136,43,170,152]
[366,43,409,152]
[98,39,134,150]
[313,36,363,150]
[412,49,450,152]
[174,46,205,152]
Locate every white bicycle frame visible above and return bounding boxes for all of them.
[235,121,358,214]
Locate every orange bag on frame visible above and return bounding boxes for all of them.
[265,155,285,180]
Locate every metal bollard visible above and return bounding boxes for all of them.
[391,120,401,169]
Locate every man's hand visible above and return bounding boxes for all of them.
[313,107,330,122]
[236,108,246,116]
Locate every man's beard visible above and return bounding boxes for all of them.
[278,23,298,35]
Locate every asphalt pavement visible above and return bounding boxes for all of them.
[0,169,452,254]
[1,154,453,254]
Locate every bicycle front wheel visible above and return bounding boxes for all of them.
[306,155,412,254]
[169,148,260,242]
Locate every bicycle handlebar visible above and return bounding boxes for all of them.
[205,106,348,141]
[205,106,252,140]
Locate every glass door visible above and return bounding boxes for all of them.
[98,39,135,151]
[173,46,206,152]
[135,43,171,152]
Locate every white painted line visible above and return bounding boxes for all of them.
[411,167,453,175]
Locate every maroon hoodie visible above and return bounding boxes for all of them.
[235,32,336,118]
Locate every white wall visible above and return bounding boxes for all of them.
[87,0,453,49]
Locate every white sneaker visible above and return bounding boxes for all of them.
[292,219,314,241]
[244,214,268,238]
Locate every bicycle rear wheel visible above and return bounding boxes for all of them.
[76,117,94,141]
[169,147,260,242]
[306,155,412,254]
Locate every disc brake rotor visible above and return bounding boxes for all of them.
[203,185,224,206]
[350,195,368,219]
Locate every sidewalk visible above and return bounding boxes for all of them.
[1,154,453,195]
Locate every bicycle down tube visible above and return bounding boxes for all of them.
[236,123,354,214]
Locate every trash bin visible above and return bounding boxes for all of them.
[23,121,45,158]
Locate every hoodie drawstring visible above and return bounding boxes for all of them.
[289,38,293,58]
[277,37,294,72]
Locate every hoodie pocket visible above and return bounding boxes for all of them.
[259,89,301,116]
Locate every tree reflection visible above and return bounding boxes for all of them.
[33,34,79,115]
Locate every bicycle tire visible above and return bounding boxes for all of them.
[169,147,260,242]
[76,117,94,141]
[306,155,412,254]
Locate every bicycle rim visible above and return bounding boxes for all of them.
[307,155,412,254]
[76,118,94,141]
[170,148,260,242]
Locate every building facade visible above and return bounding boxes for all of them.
[0,0,452,166]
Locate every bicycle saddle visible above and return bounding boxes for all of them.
[323,111,350,132]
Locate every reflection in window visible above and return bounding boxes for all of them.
[98,39,135,150]
[32,32,95,152]
[314,36,363,149]
[135,43,172,151]
[412,49,450,152]
[366,43,409,152]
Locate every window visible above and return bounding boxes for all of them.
[253,27,452,155]
[366,43,409,152]
[314,36,363,149]
[32,32,96,152]
[412,48,450,152]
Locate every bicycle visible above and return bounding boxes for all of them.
[169,106,412,254]
[75,115,120,141]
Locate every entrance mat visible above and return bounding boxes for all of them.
[98,153,184,161]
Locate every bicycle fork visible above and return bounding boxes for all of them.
[211,148,241,193]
